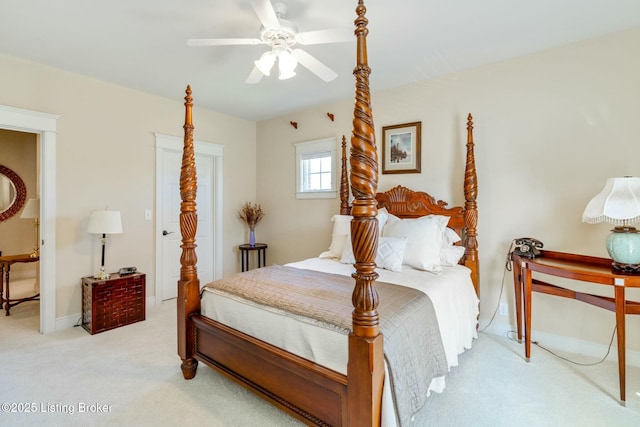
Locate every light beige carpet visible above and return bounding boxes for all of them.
[2,279,640,426]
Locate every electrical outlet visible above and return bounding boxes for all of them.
[499,303,508,316]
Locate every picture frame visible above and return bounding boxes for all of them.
[381,121,421,174]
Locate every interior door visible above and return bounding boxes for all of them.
[160,150,214,300]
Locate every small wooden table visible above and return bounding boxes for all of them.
[0,253,40,316]
[511,250,640,404]
[239,243,267,272]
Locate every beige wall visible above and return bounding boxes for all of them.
[0,54,257,321]
[0,129,38,275]
[257,27,640,351]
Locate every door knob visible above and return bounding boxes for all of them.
[162,230,174,236]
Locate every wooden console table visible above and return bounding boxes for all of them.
[511,249,640,404]
[0,253,40,316]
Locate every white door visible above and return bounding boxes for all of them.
[159,150,214,300]
[155,133,224,304]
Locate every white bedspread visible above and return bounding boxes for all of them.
[201,258,479,425]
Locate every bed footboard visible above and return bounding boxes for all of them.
[192,314,348,426]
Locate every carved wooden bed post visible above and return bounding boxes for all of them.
[340,135,350,215]
[463,113,479,296]
[347,1,384,425]
[178,85,201,379]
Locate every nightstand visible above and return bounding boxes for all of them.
[239,243,267,272]
[81,272,146,334]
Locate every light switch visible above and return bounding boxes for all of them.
[144,210,152,220]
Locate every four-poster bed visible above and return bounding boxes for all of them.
[177,1,479,426]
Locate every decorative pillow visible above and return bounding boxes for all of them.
[382,214,449,273]
[376,236,407,271]
[319,215,352,259]
[440,245,466,266]
[340,238,355,264]
[341,236,408,272]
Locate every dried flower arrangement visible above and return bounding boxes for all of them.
[237,202,264,230]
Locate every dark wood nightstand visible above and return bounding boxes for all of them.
[239,243,267,272]
[81,272,146,334]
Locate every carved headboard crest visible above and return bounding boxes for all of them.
[376,185,463,218]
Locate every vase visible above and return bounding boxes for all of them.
[249,229,256,247]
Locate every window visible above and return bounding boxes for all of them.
[294,137,337,199]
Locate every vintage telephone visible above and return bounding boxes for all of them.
[118,266,137,275]
[513,238,543,259]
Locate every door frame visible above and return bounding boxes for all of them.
[154,133,223,305]
[0,105,58,333]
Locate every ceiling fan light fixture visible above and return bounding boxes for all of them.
[255,51,276,76]
[278,67,296,80]
[277,49,297,80]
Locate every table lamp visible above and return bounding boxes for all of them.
[87,210,122,279]
[20,198,40,258]
[582,177,640,272]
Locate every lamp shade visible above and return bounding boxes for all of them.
[277,49,297,80]
[87,210,123,234]
[20,198,40,219]
[582,177,640,226]
[255,51,276,76]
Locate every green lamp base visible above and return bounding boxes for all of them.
[607,226,640,273]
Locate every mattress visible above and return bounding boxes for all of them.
[201,258,479,425]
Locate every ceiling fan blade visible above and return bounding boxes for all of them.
[187,38,262,46]
[292,48,338,82]
[246,66,264,84]
[250,0,281,30]
[296,28,354,45]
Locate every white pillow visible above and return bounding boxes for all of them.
[319,209,389,259]
[377,207,389,234]
[442,227,462,247]
[340,236,408,272]
[376,236,407,271]
[319,215,352,259]
[382,214,449,274]
[440,245,466,266]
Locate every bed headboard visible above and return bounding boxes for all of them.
[339,114,480,296]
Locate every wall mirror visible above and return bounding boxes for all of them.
[0,164,27,221]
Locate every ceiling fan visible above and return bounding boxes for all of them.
[187,0,353,84]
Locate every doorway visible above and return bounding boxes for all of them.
[154,133,223,304]
[0,105,58,333]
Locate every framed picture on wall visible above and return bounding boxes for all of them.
[381,121,421,174]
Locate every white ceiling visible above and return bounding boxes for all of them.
[1,0,640,122]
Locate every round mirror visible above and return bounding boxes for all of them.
[0,164,26,221]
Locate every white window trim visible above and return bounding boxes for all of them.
[293,136,338,199]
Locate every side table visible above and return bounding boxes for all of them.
[82,272,146,334]
[0,253,40,316]
[239,243,267,272]
[512,249,640,404]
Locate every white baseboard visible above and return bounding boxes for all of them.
[54,296,157,332]
[482,320,640,367]
[55,313,81,330]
